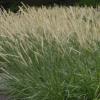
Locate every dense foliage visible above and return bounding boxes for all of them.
[0,0,100,12]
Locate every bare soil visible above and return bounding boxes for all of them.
[0,95,8,100]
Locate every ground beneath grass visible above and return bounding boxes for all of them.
[0,95,8,100]
[0,74,8,100]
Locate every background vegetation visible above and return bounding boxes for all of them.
[0,0,100,12]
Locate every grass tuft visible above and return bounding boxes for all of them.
[0,6,100,100]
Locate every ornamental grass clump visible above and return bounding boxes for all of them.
[0,6,100,100]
